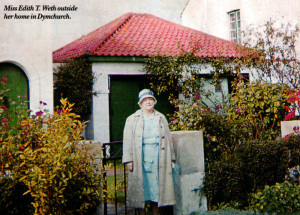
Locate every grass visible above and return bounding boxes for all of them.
[104,160,127,204]
[106,174,126,203]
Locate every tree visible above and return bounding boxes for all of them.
[240,19,300,89]
[54,56,96,118]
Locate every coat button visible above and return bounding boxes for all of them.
[162,136,165,139]
[161,147,165,150]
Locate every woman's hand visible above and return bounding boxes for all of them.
[127,162,133,172]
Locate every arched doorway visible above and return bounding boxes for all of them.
[0,63,29,122]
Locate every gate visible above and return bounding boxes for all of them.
[102,141,128,215]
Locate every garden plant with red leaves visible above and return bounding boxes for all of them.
[284,89,300,121]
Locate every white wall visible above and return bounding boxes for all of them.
[182,0,300,55]
[0,20,53,112]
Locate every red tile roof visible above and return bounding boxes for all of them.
[53,13,246,63]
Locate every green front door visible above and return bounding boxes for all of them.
[0,63,29,122]
[109,75,173,142]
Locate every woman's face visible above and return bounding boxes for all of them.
[140,97,155,111]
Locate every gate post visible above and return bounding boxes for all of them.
[171,130,207,215]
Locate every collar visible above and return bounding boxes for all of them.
[142,110,155,120]
[134,109,162,118]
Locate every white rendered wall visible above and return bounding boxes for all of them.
[92,62,145,142]
[0,43,53,113]
[182,0,300,56]
[0,0,55,112]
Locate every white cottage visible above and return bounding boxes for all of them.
[53,13,248,143]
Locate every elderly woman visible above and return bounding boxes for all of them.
[122,89,176,215]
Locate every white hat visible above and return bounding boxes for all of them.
[138,89,157,105]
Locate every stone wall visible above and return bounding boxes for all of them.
[171,130,207,215]
[281,120,300,137]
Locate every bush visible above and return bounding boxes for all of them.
[0,79,101,214]
[167,80,296,210]
[54,56,96,118]
[227,81,289,141]
[284,89,300,121]
[0,179,34,215]
[169,94,248,169]
[202,135,300,209]
[250,181,300,214]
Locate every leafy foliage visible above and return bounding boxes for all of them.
[169,95,243,164]
[196,209,256,215]
[227,81,289,140]
[145,49,205,100]
[54,56,96,118]
[0,179,34,215]
[0,80,101,214]
[144,42,242,104]
[284,89,300,121]
[169,81,290,162]
[250,181,300,214]
[169,83,296,209]
[203,135,300,210]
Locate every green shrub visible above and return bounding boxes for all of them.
[169,94,249,170]
[0,79,101,214]
[250,181,300,214]
[54,56,96,118]
[0,179,34,215]
[62,170,101,214]
[202,135,300,209]
[227,81,289,141]
[169,81,290,160]
[167,80,295,210]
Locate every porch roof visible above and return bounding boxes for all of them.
[53,13,247,63]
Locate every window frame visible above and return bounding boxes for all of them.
[228,9,241,44]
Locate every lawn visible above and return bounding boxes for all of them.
[104,160,127,204]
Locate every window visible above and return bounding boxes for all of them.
[228,10,241,44]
